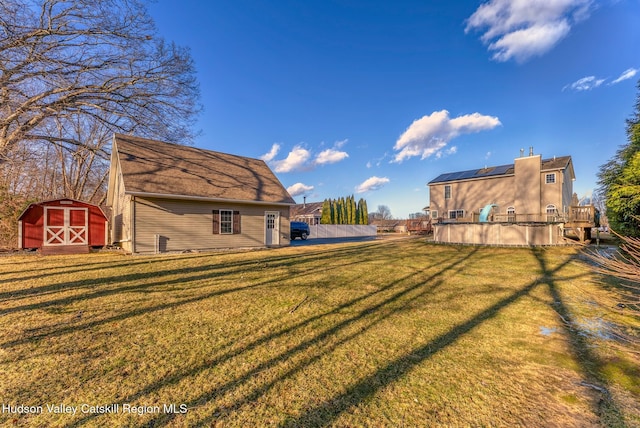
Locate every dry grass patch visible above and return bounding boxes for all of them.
[0,239,638,427]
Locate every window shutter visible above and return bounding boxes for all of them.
[212,210,219,234]
[233,211,241,234]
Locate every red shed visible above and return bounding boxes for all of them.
[18,199,109,254]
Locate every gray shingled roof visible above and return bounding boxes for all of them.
[291,202,324,217]
[113,134,295,205]
[428,156,572,184]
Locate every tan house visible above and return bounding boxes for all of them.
[107,134,295,254]
[290,201,323,225]
[428,150,575,223]
[426,150,599,245]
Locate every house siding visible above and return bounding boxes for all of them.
[133,197,290,253]
[515,155,542,215]
[429,156,572,221]
[561,167,573,213]
[430,175,516,219]
[110,167,134,253]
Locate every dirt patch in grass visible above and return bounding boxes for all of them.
[0,240,638,427]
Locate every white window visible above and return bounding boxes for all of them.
[448,209,464,219]
[431,210,438,219]
[444,185,451,199]
[545,173,556,184]
[220,210,233,234]
[213,209,241,235]
[507,207,516,222]
[546,204,557,222]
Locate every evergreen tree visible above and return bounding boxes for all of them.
[330,199,336,224]
[320,199,332,224]
[597,80,640,236]
[361,199,369,225]
[350,195,357,224]
[319,196,370,225]
[606,152,640,235]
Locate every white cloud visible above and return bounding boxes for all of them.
[272,145,311,173]
[264,140,349,172]
[393,110,501,163]
[355,176,390,193]
[611,68,638,85]
[287,182,314,197]
[334,139,348,148]
[315,148,349,165]
[436,146,458,160]
[466,0,593,62]
[563,75,605,91]
[261,143,281,162]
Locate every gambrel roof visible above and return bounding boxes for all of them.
[107,134,295,205]
[428,156,573,184]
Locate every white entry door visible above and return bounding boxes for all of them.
[44,207,88,246]
[265,211,280,246]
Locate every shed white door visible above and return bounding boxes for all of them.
[265,211,280,246]
[44,207,88,246]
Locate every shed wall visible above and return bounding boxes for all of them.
[18,200,108,249]
[20,205,44,248]
[133,197,291,253]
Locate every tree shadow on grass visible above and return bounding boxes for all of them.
[262,250,622,428]
[68,247,482,427]
[0,240,391,315]
[274,271,548,426]
[0,242,387,300]
[532,248,628,426]
[1,242,398,349]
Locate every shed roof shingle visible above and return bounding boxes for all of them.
[113,134,295,205]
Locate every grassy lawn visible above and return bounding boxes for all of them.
[1,238,639,427]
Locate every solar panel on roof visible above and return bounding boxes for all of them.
[461,170,478,179]
[428,162,515,184]
[493,164,512,174]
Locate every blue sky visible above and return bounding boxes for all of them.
[149,0,639,218]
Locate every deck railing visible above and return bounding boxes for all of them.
[437,205,596,225]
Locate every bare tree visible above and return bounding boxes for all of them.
[409,212,428,219]
[0,0,201,159]
[592,232,640,291]
[589,230,639,350]
[0,0,201,247]
[45,116,111,204]
[376,205,393,220]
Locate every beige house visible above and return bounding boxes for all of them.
[107,134,295,254]
[425,150,599,245]
[428,150,575,223]
[290,201,323,225]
